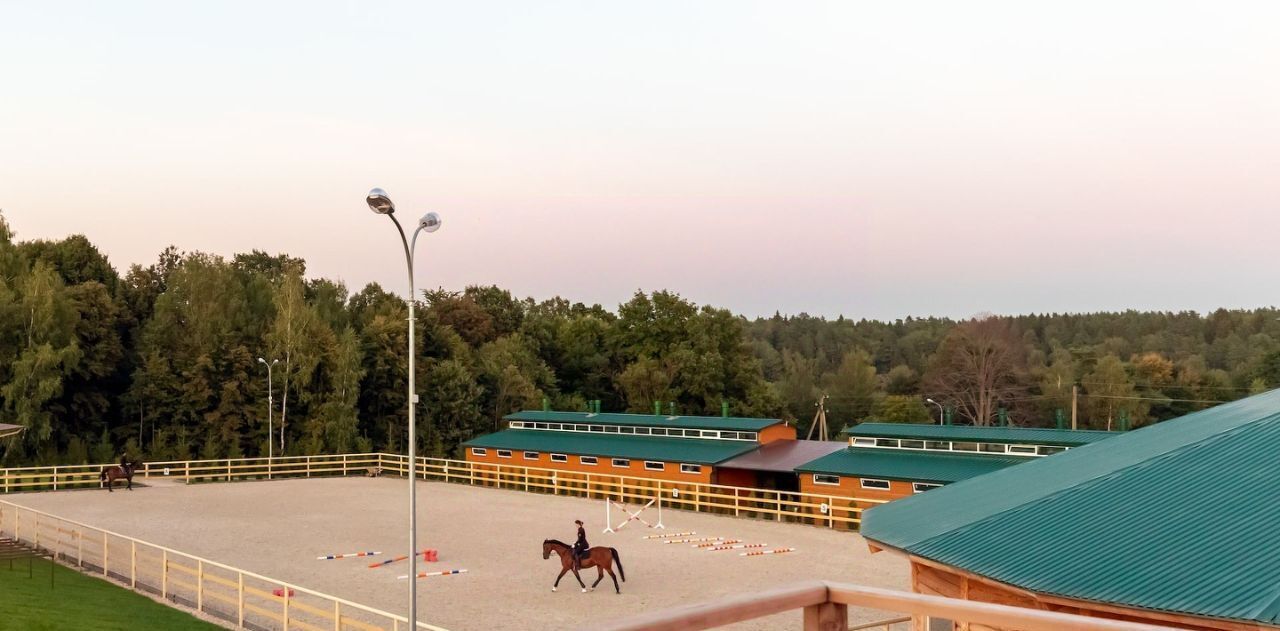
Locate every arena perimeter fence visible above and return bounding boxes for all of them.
[0,453,884,531]
[0,497,446,631]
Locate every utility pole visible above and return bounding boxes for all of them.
[1071,384,1079,430]
[806,394,830,441]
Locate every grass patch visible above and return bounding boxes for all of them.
[0,557,221,631]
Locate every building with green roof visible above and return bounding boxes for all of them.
[463,409,797,486]
[794,423,1117,508]
[861,389,1280,630]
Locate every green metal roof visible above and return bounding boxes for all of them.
[862,388,1280,626]
[504,410,782,432]
[463,429,761,464]
[846,423,1116,447]
[794,448,1024,483]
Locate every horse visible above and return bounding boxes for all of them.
[100,460,141,492]
[542,539,625,594]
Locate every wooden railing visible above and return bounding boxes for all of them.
[1,453,885,531]
[594,580,1175,631]
[0,499,446,631]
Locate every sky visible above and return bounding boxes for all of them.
[2,1,1278,321]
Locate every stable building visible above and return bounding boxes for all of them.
[462,410,796,485]
[861,389,1280,630]
[795,423,1114,503]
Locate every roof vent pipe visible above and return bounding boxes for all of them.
[721,400,729,418]
[654,400,661,416]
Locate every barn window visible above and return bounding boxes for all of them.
[550,454,568,463]
[1008,445,1038,455]
[612,458,630,468]
[951,442,979,452]
[812,474,841,486]
[644,461,665,471]
[523,451,539,460]
[860,478,890,490]
[1038,446,1067,456]
[979,443,1007,454]
[875,439,900,448]
[913,482,941,493]
[580,456,598,466]
[900,440,925,450]
[496,450,512,459]
[680,464,702,474]
[470,448,487,457]
[852,438,877,447]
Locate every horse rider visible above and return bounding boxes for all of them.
[572,519,589,571]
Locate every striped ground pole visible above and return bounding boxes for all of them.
[316,551,382,560]
[662,537,722,545]
[397,569,468,580]
[740,548,796,557]
[707,543,767,551]
[694,539,741,548]
[643,532,694,539]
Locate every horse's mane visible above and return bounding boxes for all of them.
[543,539,570,548]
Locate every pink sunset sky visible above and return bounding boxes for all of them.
[2,1,1278,320]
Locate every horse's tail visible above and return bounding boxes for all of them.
[611,548,625,582]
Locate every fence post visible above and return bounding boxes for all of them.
[227,459,231,482]
[77,529,83,567]
[334,600,341,631]
[103,532,109,577]
[342,454,348,476]
[803,601,848,631]
[162,550,168,599]
[238,572,245,627]
[777,491,783,522]
[307,455,312,478]
[185,461,190,484]
[282,583,290,631]
[53,466,58,491]
[197,560,204,612]
[34,513,39,550]
[131,540,137,588]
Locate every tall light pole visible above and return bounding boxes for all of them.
[364,187,442,629]
[258,357,278,479]
[925,398,944,425]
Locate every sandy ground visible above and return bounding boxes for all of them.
[6,477,910,630]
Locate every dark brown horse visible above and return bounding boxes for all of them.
[100,460,141,492]
[542,539,625,594]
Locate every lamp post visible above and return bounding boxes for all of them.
[925,398,944,425]
[257,357,278,479]
[364,187,442,629]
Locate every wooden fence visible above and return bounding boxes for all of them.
[0,499,445,631]
[0,452,884,531]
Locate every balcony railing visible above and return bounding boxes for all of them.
[595,580,1175,631]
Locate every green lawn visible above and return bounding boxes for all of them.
[0,557,222,631]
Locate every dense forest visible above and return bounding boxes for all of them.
[3,212,1279,466]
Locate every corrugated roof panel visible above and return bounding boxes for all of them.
[718,440,846,473]
[862,388,1280,626]
[462,429,760,464]
[794,448,1024,483]
[504,410,782,432]
[847,423,1116,447]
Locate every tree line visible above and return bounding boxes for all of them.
[2,212,1278,466]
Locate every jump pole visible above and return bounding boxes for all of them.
[397,569,467,580]
[603,493,665,534]
[662,537,722,545]
[317,551,382,560]
[740,548,796,557]
[643,532,694,540]
[706,543,767,551]
[368,550,432,569]
[694,539,741,548]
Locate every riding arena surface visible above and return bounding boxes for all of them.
[8,477,910,630]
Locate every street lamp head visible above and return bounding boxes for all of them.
[418,212,442,233]
[257,357,266,365]
[926,398,937,404]
[366,188,395,215]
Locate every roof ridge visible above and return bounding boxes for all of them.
[909,410,1280,559]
